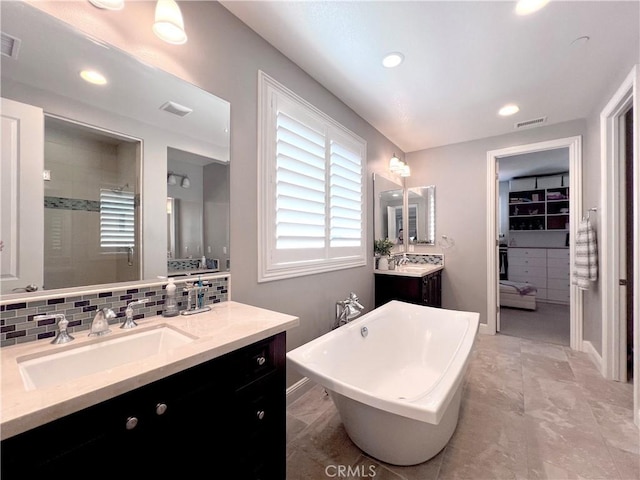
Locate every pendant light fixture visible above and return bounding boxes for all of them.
[153,0,187,45]
[389,153,411,177]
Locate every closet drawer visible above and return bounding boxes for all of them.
[509,275,547,289]
[508,248,546,258]
[547,249,570,260]
[509,265,547,278]
[548,267,570,280]
[508,256,547,267]
[548,278,569,290]
[547,289,570,303]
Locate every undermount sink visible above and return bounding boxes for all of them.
[399,265,432,271]
[17,326,195,391]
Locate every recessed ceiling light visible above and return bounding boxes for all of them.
[80,69,107,85]
[515,0,550,16]
[382,52,404,68]
[499,104,520,116]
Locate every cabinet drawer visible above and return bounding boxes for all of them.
[547,249,570,259]
[548,278,569,290]
[508,256,547,267]
[508,248,546,258]
[536,288,548,299]
[228,335,282,390]
[509,265,547,278]
[509,275,547,288]
[548,267,570,280]
[547,289,570,303]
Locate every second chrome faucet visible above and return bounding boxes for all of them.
[89,307,116,337]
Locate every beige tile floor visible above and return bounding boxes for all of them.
[286,333,639,480]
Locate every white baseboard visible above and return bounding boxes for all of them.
[286,377,314,406]
[479,323,495,335]
[582,340,604,375]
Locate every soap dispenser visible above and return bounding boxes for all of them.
[163,278,179,317]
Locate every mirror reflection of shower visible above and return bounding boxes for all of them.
[43,116,141,289]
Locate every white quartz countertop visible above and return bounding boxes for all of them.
[374,264,444,278]
[0,301,299,440]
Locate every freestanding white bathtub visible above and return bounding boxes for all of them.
[286,300,480,466]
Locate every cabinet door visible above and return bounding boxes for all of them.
[422,271,442,307]
[375,274,422,307]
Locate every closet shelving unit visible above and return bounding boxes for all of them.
[508,187,569,232]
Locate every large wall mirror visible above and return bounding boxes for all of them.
[407,185,436,245]
[372,174,403,249]
[373,174,436,252]
[0,2,230,295]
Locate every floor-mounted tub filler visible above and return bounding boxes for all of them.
[286,300,480,465]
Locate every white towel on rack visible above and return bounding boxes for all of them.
[573,217,598,289]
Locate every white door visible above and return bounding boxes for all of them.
[1,98,44,294]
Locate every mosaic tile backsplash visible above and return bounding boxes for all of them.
[0,276,229,348]
[391,253,444,265]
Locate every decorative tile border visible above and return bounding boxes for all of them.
[0,276,229,347]
[44,194,140,211]
[392,253,444,265]
[168,259,202,271]
[44,196,100,212]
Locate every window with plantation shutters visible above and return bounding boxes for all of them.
[258,71,366,282]
[100,189,135,249]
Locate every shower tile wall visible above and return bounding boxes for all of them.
[44,121,139,289]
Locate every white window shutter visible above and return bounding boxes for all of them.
[258,71,367,282]
[100,189,135,248]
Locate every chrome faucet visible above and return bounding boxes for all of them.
[398,254,409,266]
[121,299,149,329]
[334,292,364,329]
[89,307,116,337]
[181,281,212,316]
[35,313,74,344]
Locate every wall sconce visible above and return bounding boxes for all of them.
[167,172,190,188]
[389,153,411,177]
[153,0,188,45]
[88,0,187,45]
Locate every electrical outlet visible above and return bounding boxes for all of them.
[43,170,51,181]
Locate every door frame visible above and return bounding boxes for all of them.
[600,65,639,425]
[484,136,583,352]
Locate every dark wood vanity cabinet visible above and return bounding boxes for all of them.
[1,333,286,480]
[375,270,442,308]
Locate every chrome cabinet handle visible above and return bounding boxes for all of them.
[256,410,265,420]
[156,403,168,415]
[125,416,138,430]
[256,356,266,366]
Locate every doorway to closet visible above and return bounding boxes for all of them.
[485,135,583,351]
[497,148,571,346]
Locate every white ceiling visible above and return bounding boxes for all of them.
[221,1,639,153]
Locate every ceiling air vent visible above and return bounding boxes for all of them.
[1,32,21,59]
[160,101,193,118]
[514,116,547,130]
